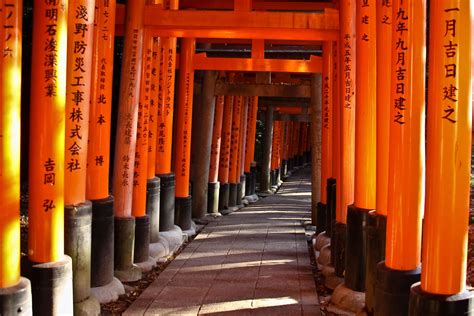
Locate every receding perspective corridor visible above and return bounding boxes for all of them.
[125,167,320,315]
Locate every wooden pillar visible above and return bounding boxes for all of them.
[317,41,334,233]
[327,39,339,244]
[28,0,73,313]
[260,106,274,193]
[155,0,178,232]
[410,3,473,313]
[375,0,426,314]
[209,96,225,184]
[0,0,24,293]
[63,1,101,311]
[64,0,95,206]
[218,95,234,209]
[131,26,154,266]
[145,1,162,245]
[244,96,258,174]
[190,70,218,219]
[174,38,195,230]
[333,0,356,278]
[244,96,258,197]
[229,95,243,205]
[208,95,225,213]
[238,96,249,200]
[87,0,121,294]
[270,120,279,186]
[344,0,377,293]
[311,74,322,226]
[365,1,392,313]
[111,0,145,282]
[29,0,68,266]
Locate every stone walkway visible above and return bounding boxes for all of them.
[125,167,320,315]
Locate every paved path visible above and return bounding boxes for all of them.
[125,167,320,315]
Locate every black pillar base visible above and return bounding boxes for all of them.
[236,182,243,205]
[244,173,252,196]
[251,166,258,194]
[229,183,238,207]
[207,182,220,214]
[91,196,114,288]
[240,175,246,200]
[326,178,336,237]
[114,216,141,282]
[288,158,294,171]
[219,183,230,210]
[275,168,281,184]
[296,155,303,167]
[365,211,387,315]
[334,222,346,277]
[65,201,93,303]
[134,215,150,263]
[158,173,175,232]
[345,205,370,292]
[146,177,161,243]
[0,278,32,315]
[409,283,474,316]
[305,151,311,164]
[316,202,327,234]
[30,256,74,315]
[270,169,277,186]
[375,262,421,316]
[175,196,192,231]
[281,160,288,178]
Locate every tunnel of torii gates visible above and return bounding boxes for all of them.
[0,0,472,315]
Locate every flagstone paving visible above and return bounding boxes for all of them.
[125,167,321,315]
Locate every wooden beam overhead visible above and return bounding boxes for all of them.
[193,54,322,73]
[115,5,339,40]
[143,7,339,30]
[215,82,311,97]
[274,113,311,122]
[179,0,336,11]
[259,97,309,108]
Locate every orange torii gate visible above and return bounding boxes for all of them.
[0,1,32,315]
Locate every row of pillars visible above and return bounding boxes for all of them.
[314,0,473,315]
[0,0,313,315]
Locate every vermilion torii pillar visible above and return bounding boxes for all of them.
[87,0,124,303]
[333,0,356,278]
[28,0,73,314]
[112,0,145,283]
[410,2,474,314]
[131,27,154,269]
[237,97,249,203]
[156,0,178,233]
[218,95,234,211]
[145,0,162,257]
[190,70,218,220]
[228,95,243,208]
[345,0,377,293]
[375,1,425,314]
[317,41,334,235]
[281,121,290,178]
[0,2,32,314]
[310,74,322,228]
[284,121,292,173]
[270,121,279,187]
[259,105,274,194]
[208,95,225,214]
[174,37,196,233]
[244,96,259,201]
[365,1,391,313]
[64,1,100,313]
[328,40,339,265]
